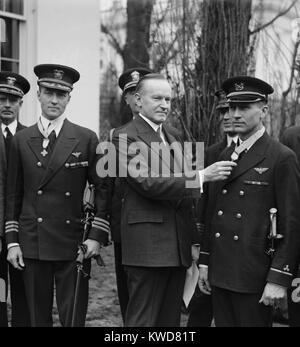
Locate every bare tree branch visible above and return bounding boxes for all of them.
[101,23,124,58]
[250,0,297,35]
[283,41,300,98]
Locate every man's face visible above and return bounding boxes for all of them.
[135,79,172,124]
[37,87,70,120]
[230,101,268,140]
[0,93,22,125]
[124,88,138,115]
[219,107,236,136]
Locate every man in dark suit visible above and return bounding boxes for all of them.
[111,73,236,327]
[199,76,300,327]
[5,64,109,327]
[0,72,31,327]
[281,126,300,326]
[187,89,238,327]
[108,67,152,323]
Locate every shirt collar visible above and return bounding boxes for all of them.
[238,126,265,150]
[227,134,238,147]
[1,119,18,136]
[138,113,162,133]
[40,114,65,137]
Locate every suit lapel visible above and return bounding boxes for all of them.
[135,116,173,171]
[0,130,6,173]
[38,120,79,189]
[134,117,183,208]
[16,122,26,132]
[27,125,45,163]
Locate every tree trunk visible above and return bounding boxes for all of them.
[118,0,155,125]
[193,0,252,145]
[123,0,154,70]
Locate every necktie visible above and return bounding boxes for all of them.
[228,139,237,150]
[4,126,13,160]
[156,127,166,145]
[47,130,57,155]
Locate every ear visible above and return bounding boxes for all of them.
[261,105,269,119]
[124,93,129,106]
[19,99,23,107]
[135,92,142,108]
[37,89,41,101]
[67,94,71,103]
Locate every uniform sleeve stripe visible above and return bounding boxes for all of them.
[200,251,210,255]
[5,221,19,226]
[5,228,18,233]
[92,222,110,233]
[93,217,110,227]
[5,226,19,230]
[270,267,293,276]
[92,220,110,229]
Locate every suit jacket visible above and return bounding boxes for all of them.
[200,132,300,292]
[112,115,201,268]
[107,123,183,244]
[0,122,26,237]
[5,119,109,261]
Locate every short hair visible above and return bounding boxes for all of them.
[135,73,169,93]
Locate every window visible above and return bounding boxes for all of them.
[0,0,24,72]
[0,0,23,15]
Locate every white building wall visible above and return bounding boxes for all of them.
[19,0,100,135]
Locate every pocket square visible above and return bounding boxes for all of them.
[254,167,269,175]
[72,152,81,158]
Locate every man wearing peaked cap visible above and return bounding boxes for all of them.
[0,71,31,327]
[5,64,110,327]
[187,89,238,328]
[199,75,300,326]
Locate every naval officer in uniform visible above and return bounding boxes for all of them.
[5,64,109,327]
[0,72,31,326]
[199,76,300,327]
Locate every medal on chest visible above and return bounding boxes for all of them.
[41,138,49,157]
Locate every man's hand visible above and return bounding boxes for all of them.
[203,161,237,182]
[198,266,211,295]
[259,282,287,308]
[82,239,101,259]
[191,244,200,262]
[7,246,25,271]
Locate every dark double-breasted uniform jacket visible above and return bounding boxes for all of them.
[196,138,228,236]
[200,132,300,293]
[112,115,201,268]
[0,122,26,237]
[0,134,5,235]
[5,119,109,261]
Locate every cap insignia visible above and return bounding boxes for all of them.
[53,69,64,80]
[283,265,290,272]
[235,82,244,91]
[131,71,140,82]
[6,77,16,86]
